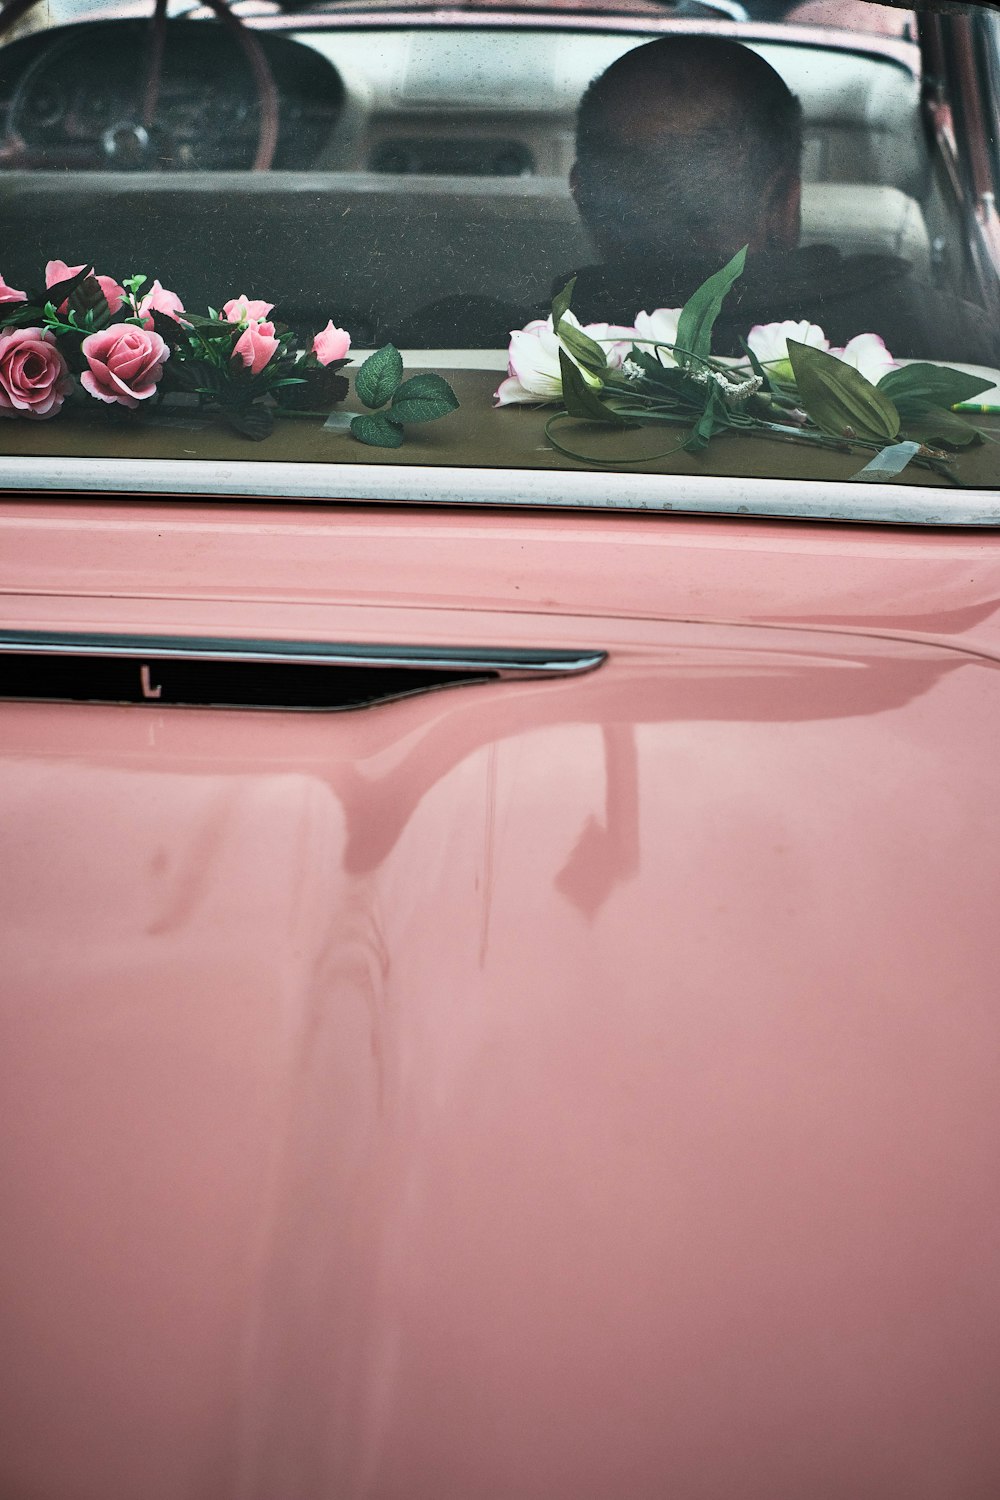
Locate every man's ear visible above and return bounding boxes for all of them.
[766,171,801,253]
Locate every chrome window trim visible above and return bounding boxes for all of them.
[1,456,998,526]
[0,630,606,677]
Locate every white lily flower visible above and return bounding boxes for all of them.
[495,312,634,406]
[747,320,829,381]
[633,308,683,366]
[830,332,897,385]
[495,318,559,406]
[586,321,638,368]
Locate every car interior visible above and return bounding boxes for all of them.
[0,5,989,349]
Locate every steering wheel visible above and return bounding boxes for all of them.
[1,1,278,171]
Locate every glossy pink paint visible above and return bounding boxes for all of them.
[2,500,1000,1500]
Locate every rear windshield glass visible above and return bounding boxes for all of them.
[0,0,997,510]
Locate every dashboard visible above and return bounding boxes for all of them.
[0,21,343,170]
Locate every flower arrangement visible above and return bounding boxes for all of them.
[0,262,458,445]
[496,248,994,482]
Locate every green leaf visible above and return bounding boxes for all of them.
[622,349,666,380]
[296,366,350,410]
[388,398,453,424]
[224,404,274,441]
[122,274,147,296]
[551,277,576,333]
[164,359,210,393]
[675,245,747,367]
[684,386,730,452]
[389,397,458,423]
[68,274,111,331]
[0,303,44,329]
[741,337,766,381]
[355,344,404,410]
[787,340,900,442]
[739,334,788,396]
[351,411,404,448]
[183,313,238,339]
[43,264,93,309]
[558,350,629,425]
[391,373,458,406]
[148,309,187,347]
[557,320,607,377]
[389,373,460,424]
[224,359,254,387]
[618,350,699,404]
[877,362,995,416]
[903,406,984,449]
[549,275,607,376]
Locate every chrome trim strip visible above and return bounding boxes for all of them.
[1,456,997,526]
[0,630,606,677]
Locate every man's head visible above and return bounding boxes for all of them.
[572,38,804,264]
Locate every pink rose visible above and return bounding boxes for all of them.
[232,319,279,375]
[136,279,186,329]
[223,295,274,324]
[46,259,124,316]
[81,324,169,409]
[311,320,351,365]
[0,326,71,419]
[0,274,27,306]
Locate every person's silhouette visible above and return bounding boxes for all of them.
[563,37,998,364]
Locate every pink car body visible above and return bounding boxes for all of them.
[2,497,1000,1498]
